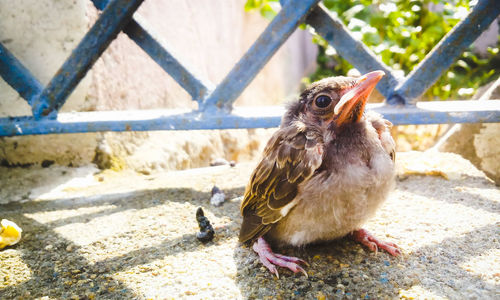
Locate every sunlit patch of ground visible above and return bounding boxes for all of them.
[0,152,498,299]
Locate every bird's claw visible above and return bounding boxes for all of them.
[352,228,401,256]
[274,252,310,267]
[253,237,308,278]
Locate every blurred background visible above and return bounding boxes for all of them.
[0,0,498,180]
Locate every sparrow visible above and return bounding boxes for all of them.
[239,70,400,277]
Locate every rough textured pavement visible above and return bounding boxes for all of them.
[0,151,498,299]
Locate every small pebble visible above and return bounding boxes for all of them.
[210,186,225,206]
[195,207,215,243]
[317,291,326,300]
[210,158,229,166]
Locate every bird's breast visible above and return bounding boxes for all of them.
[268,149,395,247]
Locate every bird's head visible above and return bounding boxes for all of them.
[284,70,385,129]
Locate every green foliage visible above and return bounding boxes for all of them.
[244,0,280,20]
[245,0,499,100]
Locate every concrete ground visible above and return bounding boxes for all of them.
[0,151,498,299]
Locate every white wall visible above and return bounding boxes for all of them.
[0,0,317,170]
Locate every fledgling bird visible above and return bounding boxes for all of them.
[239,70,399,277]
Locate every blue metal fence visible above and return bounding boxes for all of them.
[0,0,499,136]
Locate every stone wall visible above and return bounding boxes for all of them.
[434,78,500,185]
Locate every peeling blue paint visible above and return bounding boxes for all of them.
[0,0,498,136]
[0,102,498,136]
[305,4,401,101]
[30,0,145,119]
[389,0,500,104]
[0,43,43,105]
[199,0,321,112]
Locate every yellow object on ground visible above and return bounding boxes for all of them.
[0,219,22,249]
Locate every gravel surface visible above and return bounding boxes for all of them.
[0,151,498,299]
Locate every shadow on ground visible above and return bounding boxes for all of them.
[0,185,244,299]
[1,157,498,299]
[233,222,498,299]
[232,174,499,299]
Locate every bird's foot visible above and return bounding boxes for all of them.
[352,229,401,256]
[252,237,308,278]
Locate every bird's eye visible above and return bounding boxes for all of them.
[314,95,332,108]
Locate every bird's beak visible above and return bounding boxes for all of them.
[334,70,385,126]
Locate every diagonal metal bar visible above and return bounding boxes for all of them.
[30,0,144,119]
[390,0,500,104]
[199,0,321,112]
[1,100,499,136]
[91,0,111,10]
[305,3,401,103]
[306,4,400,101]
[0,43,43,105]
[91,0,213,101]
[124,19,214,101]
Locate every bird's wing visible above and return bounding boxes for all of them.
[367,112,395,162]
[239,122,324,244]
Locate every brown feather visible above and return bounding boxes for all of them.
[239,121,324,244]
[238,207,272,243]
